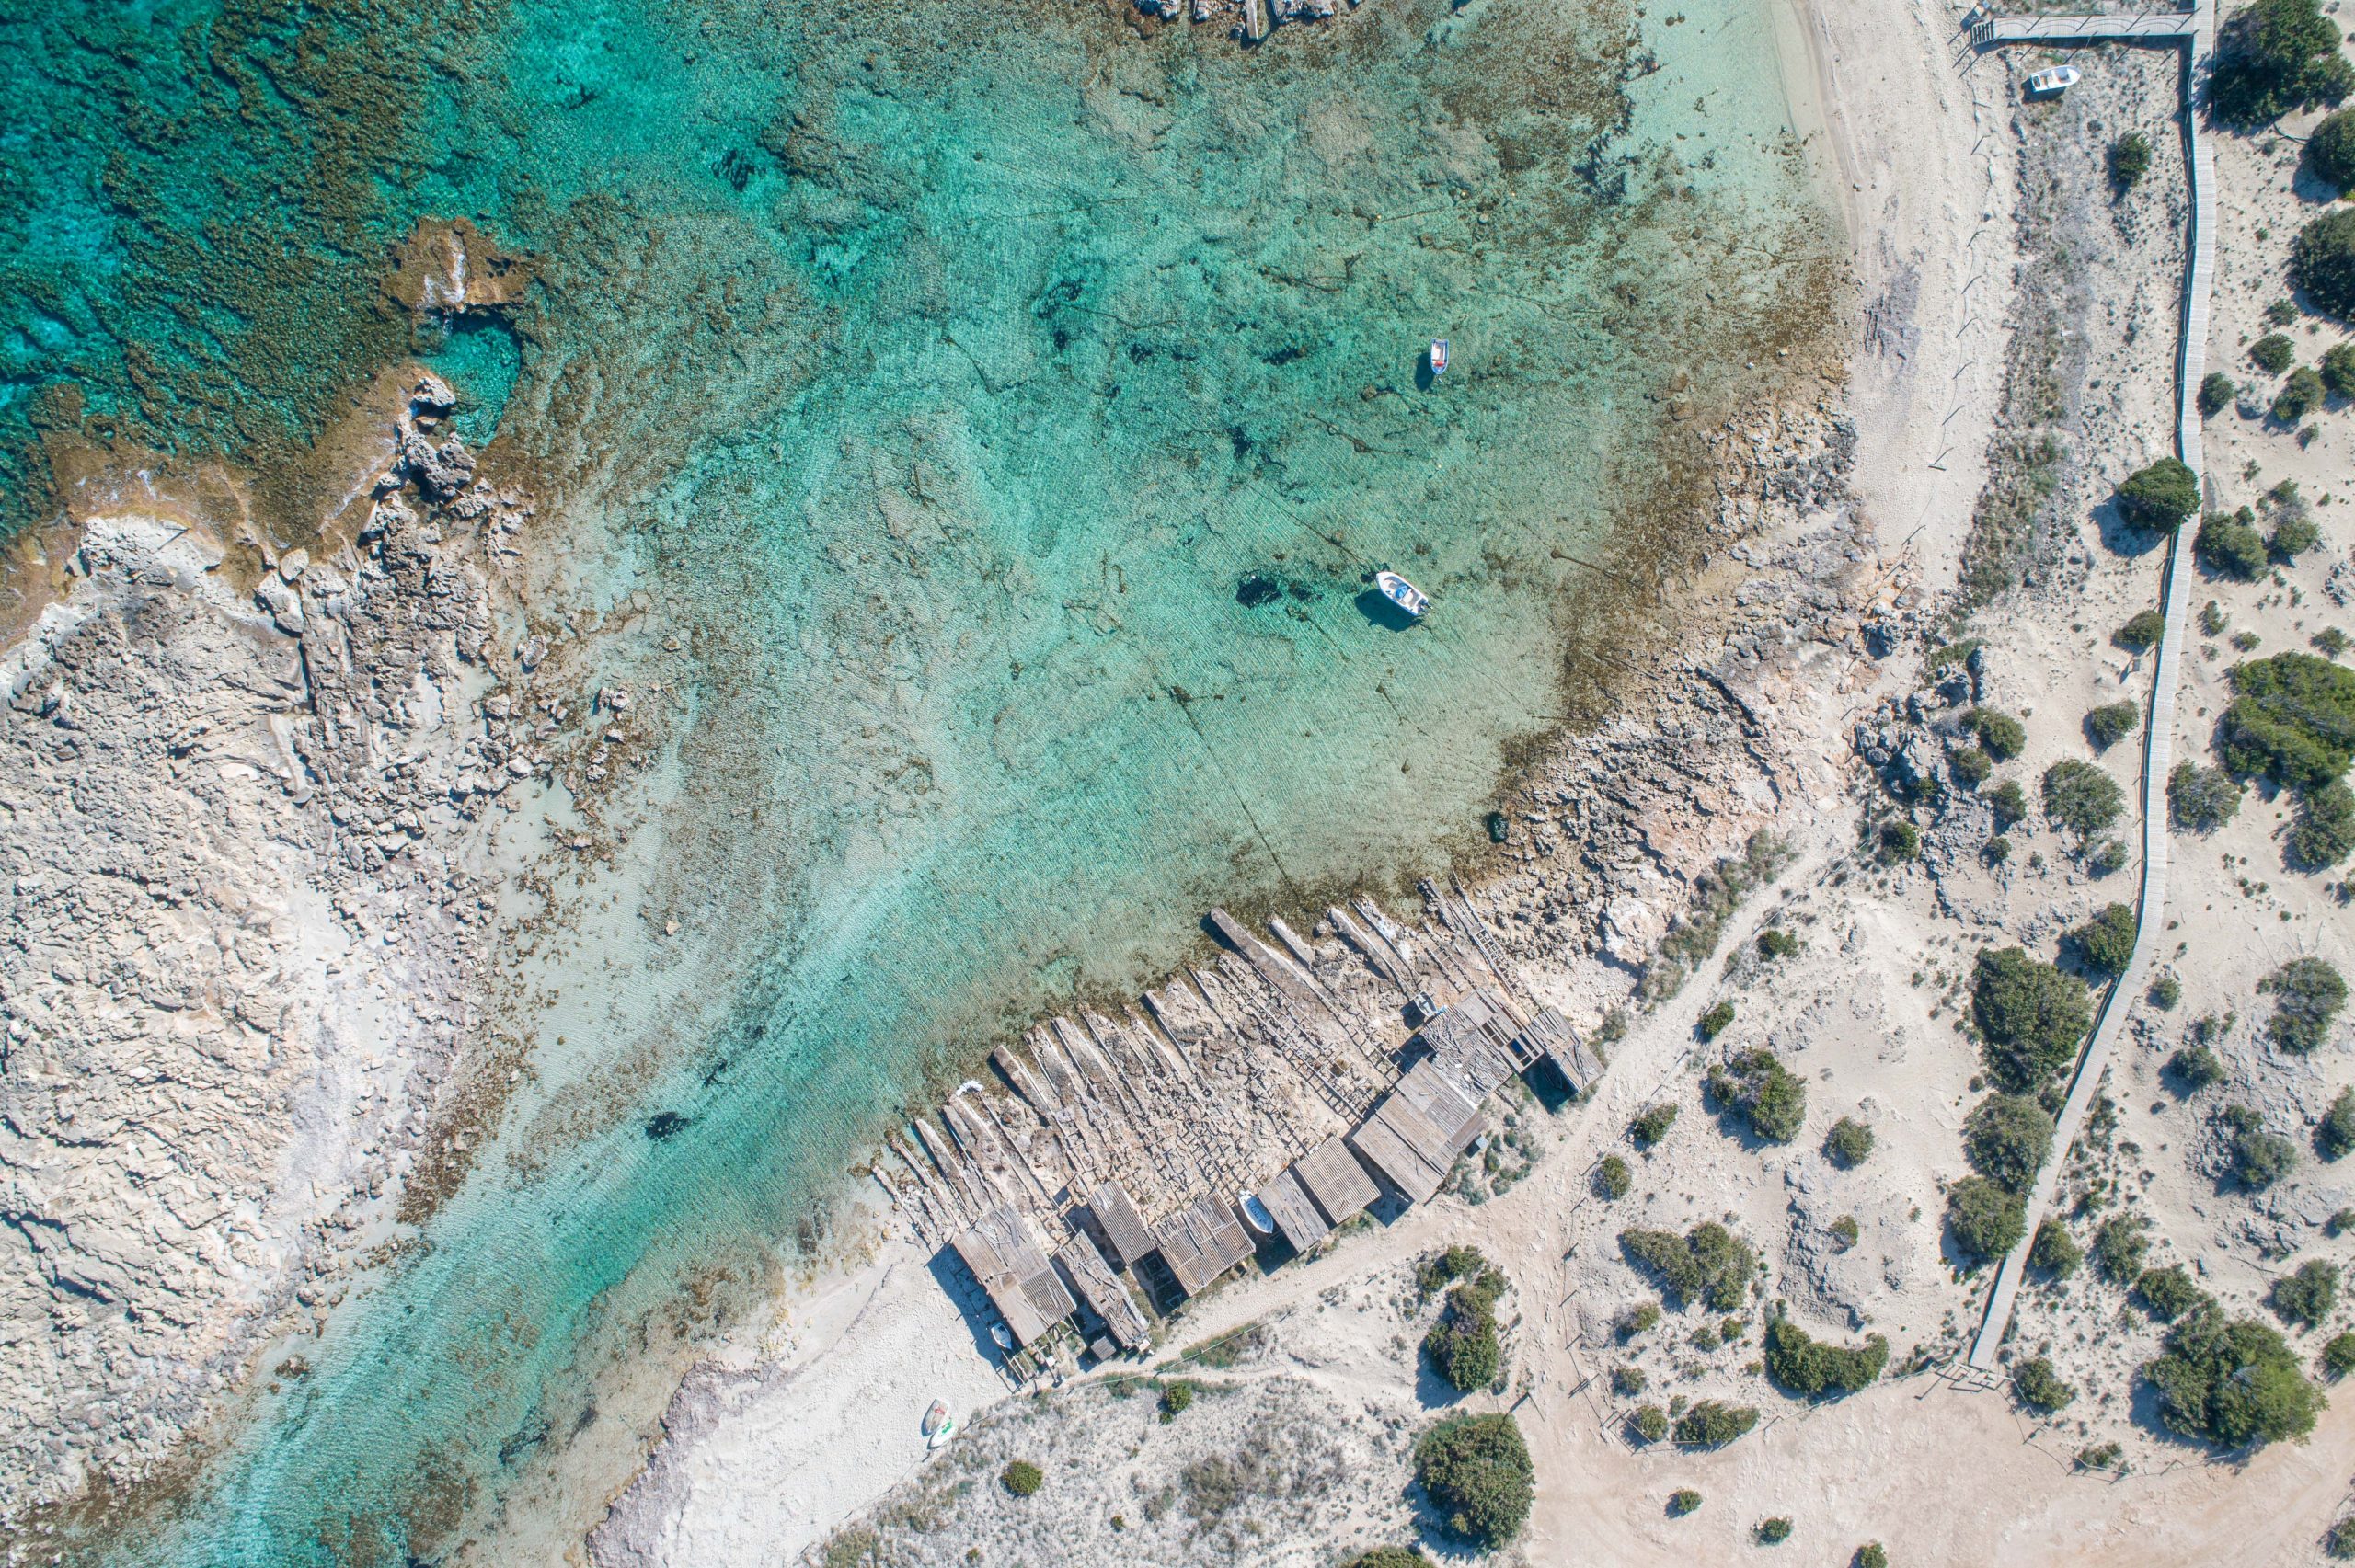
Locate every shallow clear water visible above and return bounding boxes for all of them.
[6,0,1830,1557]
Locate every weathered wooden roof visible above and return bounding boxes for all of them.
[1347,1109,1449,1206]
[1393,1057,1485,1152]
[1519,1005,1603,1093]
[1154,1195,1252,1296]
[1053,1232,1152,1351]
[1087,1180,1155,1268]
[952,1204,1077,1348]
[1292,1135,1379,1225]
[1253,1168,1330,1252]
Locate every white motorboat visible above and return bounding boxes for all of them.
[1430,338,1450,376]
[923,1397,959,1448]
[1375,569,1430,619]
[1239,1193,1277,1235]
[2024,65,2080,97]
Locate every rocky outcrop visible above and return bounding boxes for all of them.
[0,383,528,1516]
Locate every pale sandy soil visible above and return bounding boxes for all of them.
[587,3,2355,1566]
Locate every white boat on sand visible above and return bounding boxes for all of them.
[923,1397,959,1449]
[1375,569,1430,620]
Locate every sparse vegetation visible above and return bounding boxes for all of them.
[2031,1218,2082,1278]
[1667,1488,1703,1516]
[1159,1380,1195,1421]
[2169,761,2244,831]
[1672,1400,1759,1448]
[2200,371,2239,416]
[1631,1104,1680,1148]
[2170,1043,2225,1090]
[1964,1093,2056,1192]
[2012,1356,2076,1413]
[2272,1260,2339,1329]
[1413,1413,1534,1549]
[2252,333,2298,374]
[1876,819,1920,864]
[2198,508,2269,579]
[1612,1364,1648,1397]
[2318,1088,2355,1162]
[2221,1104,2298,1189]
[1824,1116,1876,1167]
[2274,365,2327,422]
[1615,1301,1662,1340]
[1704,1049,1808,1142]
[1755,1517,1793,1545]
[2085,702,2141,750]
[2116,610,2166,653]
[1595,1154,1633,1199]
[2295,207,2355,321]
[2094,1213,2152,1284]
[1629,1404,1670,1443]
[2043,760,2124,839]
[1947,1175,2027,1264]
[2137,1265,2212,1322]
[2261,956,2347,1053]
[2150,975,2183,1010]
[2068,903,2139,976]
[2290,782,2355,869]
[1948,746,1993,789]
[1987,779,2029,830]
[1697,1000,1736,1040]
[1618,1223,1756,1312]
[1971,708,2028,761]
[2143,1306,2324,1448]
[2115,457,2201,531]
[1763,1317,1890,1398]
[1001,1459,1044,1497]
[1342,1550,1432,1568]
[1829,1214,1860,1250]
[1972,947,2094,1092]
[2322,1333,2355,1378]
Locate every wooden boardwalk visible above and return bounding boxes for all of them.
[1964,0,2215,1373]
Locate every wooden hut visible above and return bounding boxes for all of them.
[951,1204,1077,1347]
[1349,1057,1485,1205]
[1053,1232,1152,1352]
[1086,1180,1155,1268]
[1252,1168,1330,1252]
[1153,1196,1252,1296]
[1516,1005,1603,1094]
[1292,1135,1380,1226]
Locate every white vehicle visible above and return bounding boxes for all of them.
[1374,569,1430,619]
[2024,65,2081,97]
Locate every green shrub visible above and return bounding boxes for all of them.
[1631,1103,1680,1148]
[1972,947,2094,1091]
[1417,1246,1489,1299]
[2272,512,2321,561]
[2143,1305,2324,1448]
[2262,956,2347,1053]
[1876,819,1920,863]
[2333,1519,2355,1562]
[1971,708,2028,761]
[1615,1301,1662,1340]
[1947,1175,2027,1263]
[1619,1222,1756,1311]
[2094,1213,2152,1284]
[2106,130,2153,189]
[1613,1364,1648,1397]
[2212,0,2355,124]
[2150,975,2183,1010]
[2116,610,2167,653]
[1160,1379,1195,1420]
[1964,1093,2057,1192]
[2222,1104,2298,1188]
[2198,509,2269,579]
[1829,1215,1860,1250]
[1756,1517,1794,1545]
[1705,1048,1808,1142]
[1855,1545,1890,1568]
[2137,1265,2212,1322]
[1629,1404,1669,1442]
[1672,1399,1759,1448]
[1342,1550,1432,1568]
[1413,1412,1534,1548]
[2087,838,2130,876]
[2223,654,2355,791]
[1824,1116,1876,1168]
[2275,365,2327,421]
[2318,1088,2355,1162]
[2326,341,2355,397]
[2031,1218,2083,1277]
[1424,1268,1509,1392]
[2322,1332,2355,1378]
[2334,1209,2355,1239]
[1987,779,2028,829]
[1763,1317,1890,1398]
[1948,746,1993,788]
[2273,1259,2340,1329]
[2169,761,2244,831]
[2043,760,2124,838]
[1595,1154,1633,1198]
[1757,927,1802,960]
[2116,457,2201,531]
[2085,702,2141,750]
[1667,1488,1703,1516]
[2200,371,2239,416]
[2068,903,2139,976]
[2317,627,2352,658]
[2253,333,2299,374]
[2290,782,2355,869]
[2170,1044,2225,1090]
[1697,1000,1736,1040]
[2296,206,2355,320]
[2012,1355,2076,1413]
[1001,1459,1044,1497]
[2315,109,2355,189]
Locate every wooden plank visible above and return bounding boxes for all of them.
[1054,1232,1151,1351]
[1293,1135,1379,1225]
[952,1205,1075,1347]
[1254,1168,1330,1251]
[1348,1112,1447,1206]
[1087,1180,1155,1267]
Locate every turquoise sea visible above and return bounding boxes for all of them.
[4,0,1832,1559]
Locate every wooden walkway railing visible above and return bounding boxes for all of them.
[1962,0,2216,1374]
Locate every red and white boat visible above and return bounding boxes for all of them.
[1430,338,1450,376]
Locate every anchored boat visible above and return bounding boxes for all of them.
[1430,338,1449,376]
[1375,569,1430,620]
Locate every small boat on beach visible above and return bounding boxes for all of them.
[1430,338,1449,376]
[923,1398,959,1449]
[1239,1193,1277,1235]
[1375,569,1430,620]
